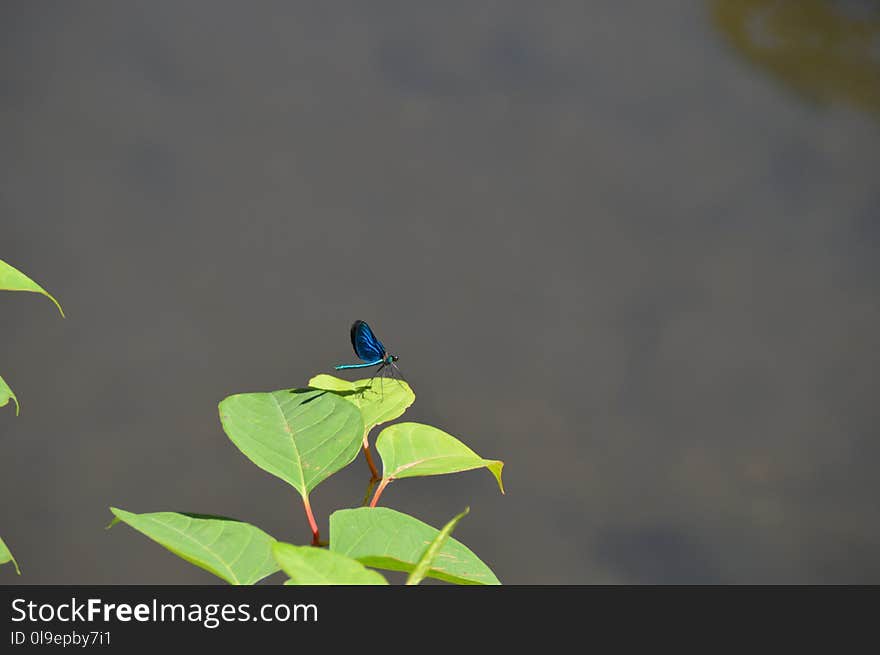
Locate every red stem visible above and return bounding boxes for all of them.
[362,440,380,482]
[361,477,379,507]
[369,477,391,508]
[302,495,320,546]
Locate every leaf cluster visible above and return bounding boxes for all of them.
[1,259,65,576]
[111,374,504,584]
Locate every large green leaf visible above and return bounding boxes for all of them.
[0,258,65,317]
[0,536,21,575]
[375,422,504,492]
[273,542,388,585]
[308,374,414,437]
[330,507,500,585]
[0,375,19,416]
[406,508,469,585]
[218,388,364,497]
[108,508,279,585]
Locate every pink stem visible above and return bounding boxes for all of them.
[369,478,391,508]
[302,495,320,546]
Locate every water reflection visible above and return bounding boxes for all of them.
[712,0,880,116]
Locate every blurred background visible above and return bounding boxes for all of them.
[2,1,879,584]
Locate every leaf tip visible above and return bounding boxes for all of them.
[488,460,505,494]
[49,294,65,318]
[1,538,21,576]
[1,379,20,416]
[105,507,124,529]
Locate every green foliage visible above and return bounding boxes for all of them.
[2,257,64,576]
[308,374,415,438]
[0,374,19,416]
[0,258,65,317]
[274,542,388,585]
[218,388,363,499]
[406,507,470,585]
[0,536,21,575]
[113,366,506,585]
[108,508,280,585]
[331,507,499,585]
[375,422,504,492]
[1,258,65,417]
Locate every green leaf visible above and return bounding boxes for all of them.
[306,374,358,393]
[308,374,415,437]
[108,508,279,585]
[375,422,504,492]
[0,258,65,317]
[218,388,363,498]
[330,507,500,585]
[0,375,19,416]
[0,536,21,575]
[273,542,388,585]
[406,507,469,585]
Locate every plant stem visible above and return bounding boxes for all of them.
[301,495,320,546]
[361,476,379,506]
[362,437,380,481]
[359,430,382,506]
[369,477,391,508]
